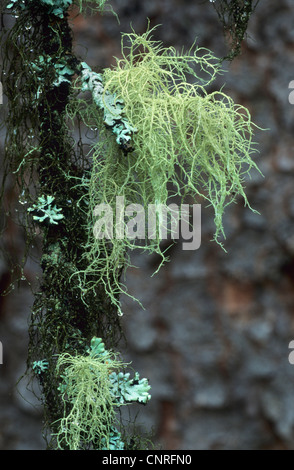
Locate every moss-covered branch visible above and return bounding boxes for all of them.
[210,0,260,61]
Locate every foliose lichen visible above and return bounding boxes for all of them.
[79,62,137,153]
[27,195,64,225]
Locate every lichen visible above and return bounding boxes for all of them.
[109,371,151,405]
[27,195,64,225]
[101,427,125,450]
[54,337,151,450]
[79,62,136,152]
[32,359,49,374]
[6,0,73,18]
[71,26,262,315]
[1,0,123,449]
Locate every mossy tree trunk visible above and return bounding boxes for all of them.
[1,2,121,448]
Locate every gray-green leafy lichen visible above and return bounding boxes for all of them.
[28,195,64,225]
[87,336,151,405]
[79,62,137,153]
[30,55,75,86]
[109,371,151,405]
[87,336,108,358]
[101,427,125,450]
[6,0,73,18]
[32,359,49,374]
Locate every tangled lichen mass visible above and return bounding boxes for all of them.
[73,27,262,314]
[54,337,151,450]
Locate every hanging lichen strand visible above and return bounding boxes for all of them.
[0,0,151,450]
[70,27,262,315]
[211,0,260,61]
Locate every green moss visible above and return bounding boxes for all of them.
[211,0,260,61]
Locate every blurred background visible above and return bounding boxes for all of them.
[1,0,294,450]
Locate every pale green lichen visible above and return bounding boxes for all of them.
[32,359,49,374]
[79,62,136,152]
[86,336,108,358]
[54,346,123,450]
[74,0,117,17]
[109,371,151,405]
[101,427,125,450]
[40,0,72,17]
[28,195,64,225]
[54,337,151,450]
[72,26,262,315]
[53,61,75,86]
[30,55,75,87]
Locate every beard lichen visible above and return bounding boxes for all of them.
[53,337,151,450]
[70,27,262,315]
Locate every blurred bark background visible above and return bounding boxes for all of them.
[1,0,294,450]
